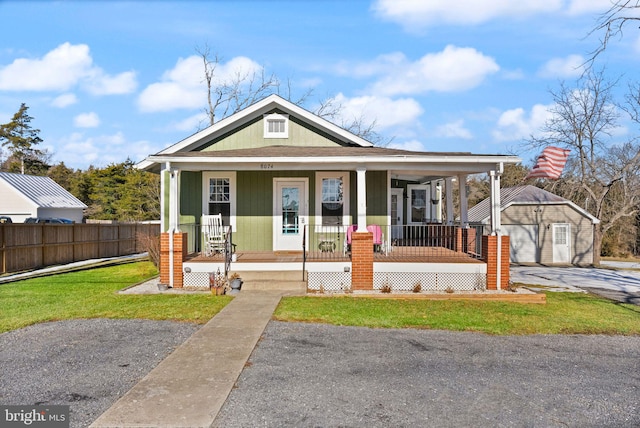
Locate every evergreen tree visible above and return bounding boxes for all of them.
[0,103,50,175]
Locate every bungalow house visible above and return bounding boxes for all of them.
[0,172,86,223]
[137,95,520,292]
[468,185,599,266]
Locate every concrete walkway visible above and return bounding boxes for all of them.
[90,290,288,428]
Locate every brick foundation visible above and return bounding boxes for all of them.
[482,235,510,290]
[351,231,374,290]
[159,232,187,288]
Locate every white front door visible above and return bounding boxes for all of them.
[553,223,571,264]
[390,188,404,241]
[273,179,308,251]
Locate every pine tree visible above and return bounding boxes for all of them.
[0,103,50,175]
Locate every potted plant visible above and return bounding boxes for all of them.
[229,272,243,292]
[210,270,227,295]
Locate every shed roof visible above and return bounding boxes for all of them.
[468,185,598,224]
[0,172,87,209]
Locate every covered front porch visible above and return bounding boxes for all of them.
[175,222,500,293]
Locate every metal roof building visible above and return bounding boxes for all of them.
[0,172,87,222]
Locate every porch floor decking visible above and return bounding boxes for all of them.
[187,247,484,264]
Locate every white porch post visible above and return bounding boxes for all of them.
[457,174,468,228]
[168,165,180,289]
[356,168,367,231]
[445,177,454,225]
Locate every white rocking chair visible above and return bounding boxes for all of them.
[202,214,226,256]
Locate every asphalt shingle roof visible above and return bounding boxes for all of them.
[467,185,566,224]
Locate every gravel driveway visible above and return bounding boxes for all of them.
[215,321,640,428]
[0,319,199,428]
[2,319,639,428]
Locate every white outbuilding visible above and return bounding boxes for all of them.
[0,172,87,223]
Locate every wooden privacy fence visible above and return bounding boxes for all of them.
[0,223,160,275]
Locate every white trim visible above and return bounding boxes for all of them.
[136,94,374,170]
[202,171,237,232]
[315,171,350,231]
[263,113,289,138]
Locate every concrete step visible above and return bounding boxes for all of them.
[233,270,306,282]
[241,280,307,293]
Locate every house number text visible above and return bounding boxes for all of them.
[261,163,274,169]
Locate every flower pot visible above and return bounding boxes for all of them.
[157,283,169,291]
[230,278,243,290]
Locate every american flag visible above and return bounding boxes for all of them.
[525,146,571,180]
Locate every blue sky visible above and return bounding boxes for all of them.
[0,0,638,170]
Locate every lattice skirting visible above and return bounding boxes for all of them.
[308,271,486,291]
[183,272,211,289]
[308,271,352,291]
[374,272,486,291]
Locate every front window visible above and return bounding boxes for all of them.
[316,172,349,228]
[208,178,230,225]
[203,172,236,231]
[322,177,343,226]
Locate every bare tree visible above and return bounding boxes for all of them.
[527,70,640,264]
[314,97,392,146]
[197,46,390,145]
[587,0,640,66]
[197,45,279,126]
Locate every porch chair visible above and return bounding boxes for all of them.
[201,214,226,256]
[367,224,388,255]
[343,224,358,256]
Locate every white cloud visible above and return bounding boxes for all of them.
[566,0,614,15]
[373,0,563,30]
[333,52,406,78]
[370,46,499,96]
[51,93,78,108]
[55,131,154,168]
[0,42,137,95]
[492,104,553,142]
[538,54,585,78]
[387,139,426,152]
[329,93,423,130]
[169,112,209,132]
[137,55,264,113]
[84,70,137,95]
[434,119,473,139]
[73,112,100,128]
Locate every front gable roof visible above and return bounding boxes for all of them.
[468,185,599,224]
[137,94,373,170]
[0,172,87,209]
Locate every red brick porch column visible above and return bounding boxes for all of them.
[159,232,187,288]
[351,231,374,290]
[482,235,510,290]
[455,227,463,253]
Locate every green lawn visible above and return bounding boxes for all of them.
[2,262,639,336]
[275,292,640,335]
[0,261,231,333]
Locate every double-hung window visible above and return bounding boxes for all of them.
[316,172,349,228]
[203,172,236,231]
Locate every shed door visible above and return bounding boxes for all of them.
[552,223,571,264]
[502,224,538,263]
